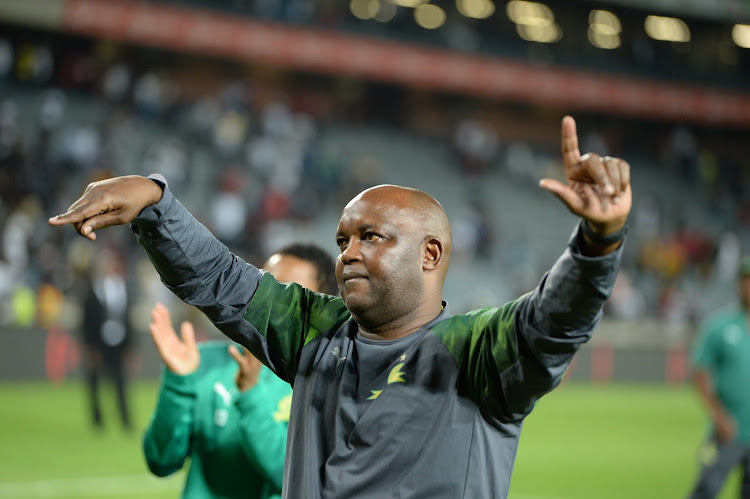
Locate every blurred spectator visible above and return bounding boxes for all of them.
[714,231,742,283]
[664,125,698,184]
[632,192,662,243]
[101,63,132,102]
[59,125,101,171]
[141,139,188,192]
[80,249,135,432]
[452,199,495,262]
[15,44,53,84]
[214,108,250,157]
[453,118,498,174]
[687,258,750,498]
[210,167,251,248]
[607,270,646,320]
[0,196,39,303]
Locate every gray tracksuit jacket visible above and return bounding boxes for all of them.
[131,182,622,498]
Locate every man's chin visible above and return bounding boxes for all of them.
[342,295,372,319]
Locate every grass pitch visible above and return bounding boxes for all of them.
[0,380,737,498]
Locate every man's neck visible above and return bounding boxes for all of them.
[357,303,444,341]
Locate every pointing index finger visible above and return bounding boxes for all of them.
[48,208,86,226]
[561,115,580,170]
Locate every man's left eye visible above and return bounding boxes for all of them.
[364,233,380,241]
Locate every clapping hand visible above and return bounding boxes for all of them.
[228,345,263,393]
[149,303,200,376]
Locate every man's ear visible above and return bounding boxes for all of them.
[423,237,443,272]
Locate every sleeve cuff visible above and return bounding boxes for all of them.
[234,382,271,414]
[161,366,198,395]
[567,220,626,265]
[132,174,175,225]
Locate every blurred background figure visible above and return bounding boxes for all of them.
[81,247,134,432]
[142,243,337,499]
[687,258,750,499]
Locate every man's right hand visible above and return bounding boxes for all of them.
[149,303,200,376]
[48,175,163,241]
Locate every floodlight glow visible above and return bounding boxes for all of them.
[457,0,496,20]
[388,0,427,7]
[588,29,620,49]
[517,22,562,43]
[415,4,446,29]
[374,0,397,21]
[350,0,376,20]
[588,9,621,48]
[589,10,621,36]
[506,1,553,27]
[732,24,750,48]
[644,15,690,42]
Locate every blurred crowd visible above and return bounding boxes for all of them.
[0,22,748,356]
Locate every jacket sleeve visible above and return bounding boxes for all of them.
[455,221,623,423]
[129,182,346,383]
[233,375,290,493]
[142,368,197,477]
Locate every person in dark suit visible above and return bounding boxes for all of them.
[81,248,134,431]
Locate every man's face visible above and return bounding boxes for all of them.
[335,192,425,329]
[263,254,320,292]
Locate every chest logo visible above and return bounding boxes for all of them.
[387,363,406,384]
[331,346,347,368]
[213,382,232,406]
[214,408,229,427]
[367,362,407,400]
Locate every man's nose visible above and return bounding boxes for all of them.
[340,239,362,263]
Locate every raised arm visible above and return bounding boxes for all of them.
[453,116,631,423]
[142,304,199,477]
[49,175,343,382]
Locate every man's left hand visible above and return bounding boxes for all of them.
[539,116,631,238]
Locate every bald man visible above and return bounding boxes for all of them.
[50,116,631,498]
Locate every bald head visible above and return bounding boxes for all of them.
[349,184,452,278]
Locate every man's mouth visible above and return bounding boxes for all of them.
[342,271,367,282]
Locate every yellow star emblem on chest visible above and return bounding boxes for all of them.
[367,390,382,400]
[387,363,406,384]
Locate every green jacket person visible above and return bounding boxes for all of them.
[143,244,337,498]
[50,116,632,498]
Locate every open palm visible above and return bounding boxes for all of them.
[149,303,200,375]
